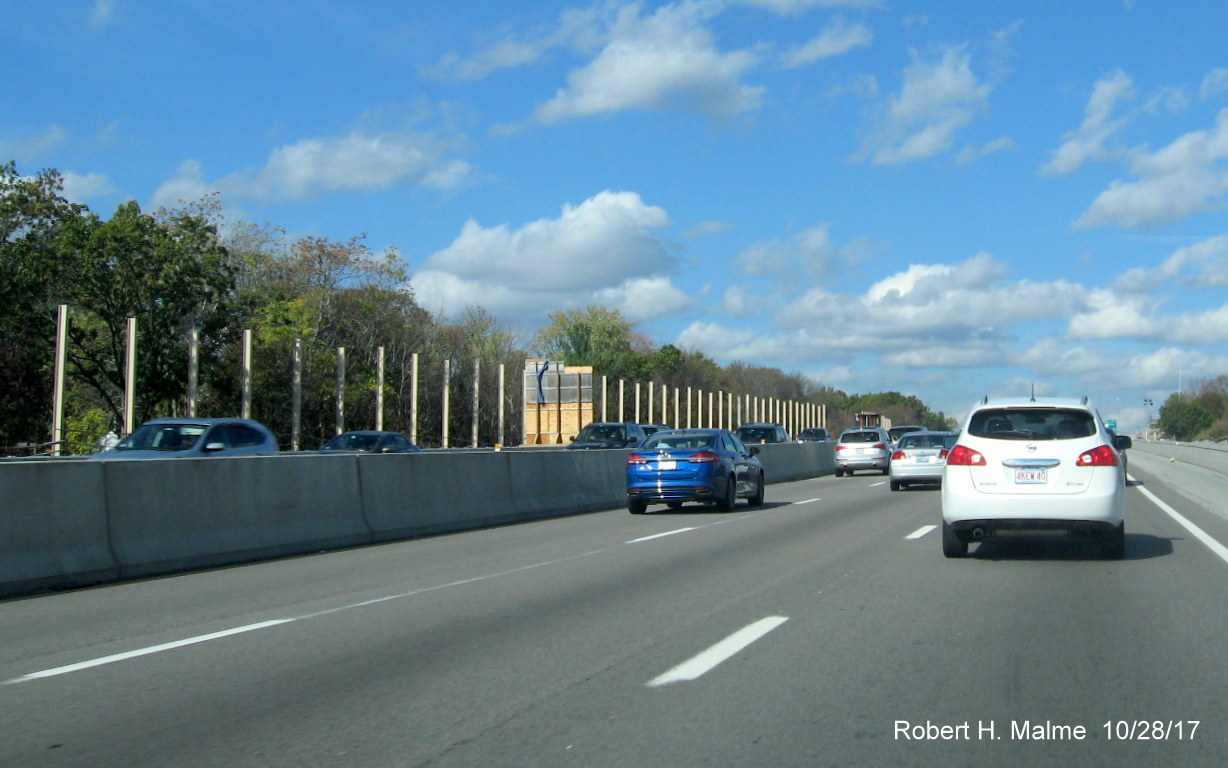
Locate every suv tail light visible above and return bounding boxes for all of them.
[1077,445,1119,466]
[872,443,887,451]
[946,444,986,466]
[689,451,719,463]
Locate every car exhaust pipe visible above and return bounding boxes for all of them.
[971,527,987,540]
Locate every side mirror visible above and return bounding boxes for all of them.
[1113,435,1133,451]
[749,446,760,455]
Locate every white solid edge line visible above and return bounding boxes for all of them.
[628,528,697,543]
[647,615,789,688]
[1133,476,1228,566]
[906,525,937,540]
[4,619,293,684]
[792,498,821,505]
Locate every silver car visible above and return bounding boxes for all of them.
[889,431,956,491]
[92,417,279,459]
[834,427,892,476]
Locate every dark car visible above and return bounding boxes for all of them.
[888,425,926,444]
[92,417,279,459]
[734,423,790,444]
[626,428,765,513]
[568,421,646,449]
[319,430,421,454]
[797,427,830,442]
[639,423,672,437]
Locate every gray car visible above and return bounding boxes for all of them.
[834,427,892,476]
[734,423,791,444]
[568,421,647,449]
[319,430,421,453]
[92,417,279,459]
[889,430,956,490]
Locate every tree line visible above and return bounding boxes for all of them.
[1157,377,1228,442]
[2,161,955,453]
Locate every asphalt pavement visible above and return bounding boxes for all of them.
[2,451,1226,767]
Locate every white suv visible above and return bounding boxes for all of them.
[940,396,1132,559]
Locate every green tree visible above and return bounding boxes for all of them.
[57,198,234,429]
[0,162,89,448]
[533,306,650,380]
[1158,394,1214,441]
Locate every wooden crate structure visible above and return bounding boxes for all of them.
[522,359,595,445]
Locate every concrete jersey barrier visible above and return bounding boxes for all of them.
[1130,440,1228,478]
[0,441,833,599]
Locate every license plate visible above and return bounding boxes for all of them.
[1015,469,1048,484]
[855,448,864,455]
[916,456,931,463]
[657,460,677,471]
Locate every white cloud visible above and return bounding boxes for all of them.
[678,253,1090,373]
[152,130,472,208]
[736,223,840,279]
[1042,71,1135,177]
[151,159,214,209]
[675,321,779,360]
[1022,341,1228,389]
[533,1,763,124]
[720,285,754,318]
[412,190,683,322]
[1116,233,1228,291]
[884,345,1001,368]
[1200,67,1228,100]
[1073,108,1228,229]
[780,19,872,69]
[0,125,67,163]
[227,131,472,201]
[857,46,993,165]
[740,0,882,13]
[594,276,693,321]
[682,219,733,238]
[59,171,117,203]
[956,136,1016,165]
[1067,291,1228,344]
[424,7,602,81]
[91,0,116,27]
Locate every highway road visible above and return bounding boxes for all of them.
[3,449,1227,767]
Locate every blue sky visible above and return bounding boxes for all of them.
[4,0,1228,432]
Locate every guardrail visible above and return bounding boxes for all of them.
[0,441,834,599]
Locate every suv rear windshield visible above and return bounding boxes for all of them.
[736,427,780,442]
[968,408,1096,440]
[840,431,882,443]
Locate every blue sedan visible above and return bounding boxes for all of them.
[626,428,765,514]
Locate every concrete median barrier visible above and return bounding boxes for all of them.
[0,460,118,595]
[1131,440,1228,477]
[1,441,832,599]
[103,454,370,579]
[757,441,835,483]
[362,450,517,541]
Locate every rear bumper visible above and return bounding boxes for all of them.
[627,485,716,503]
[941,472,1124,527]
[837,456,888,470]
[946,518,1120,542]
[890,464,944,482]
